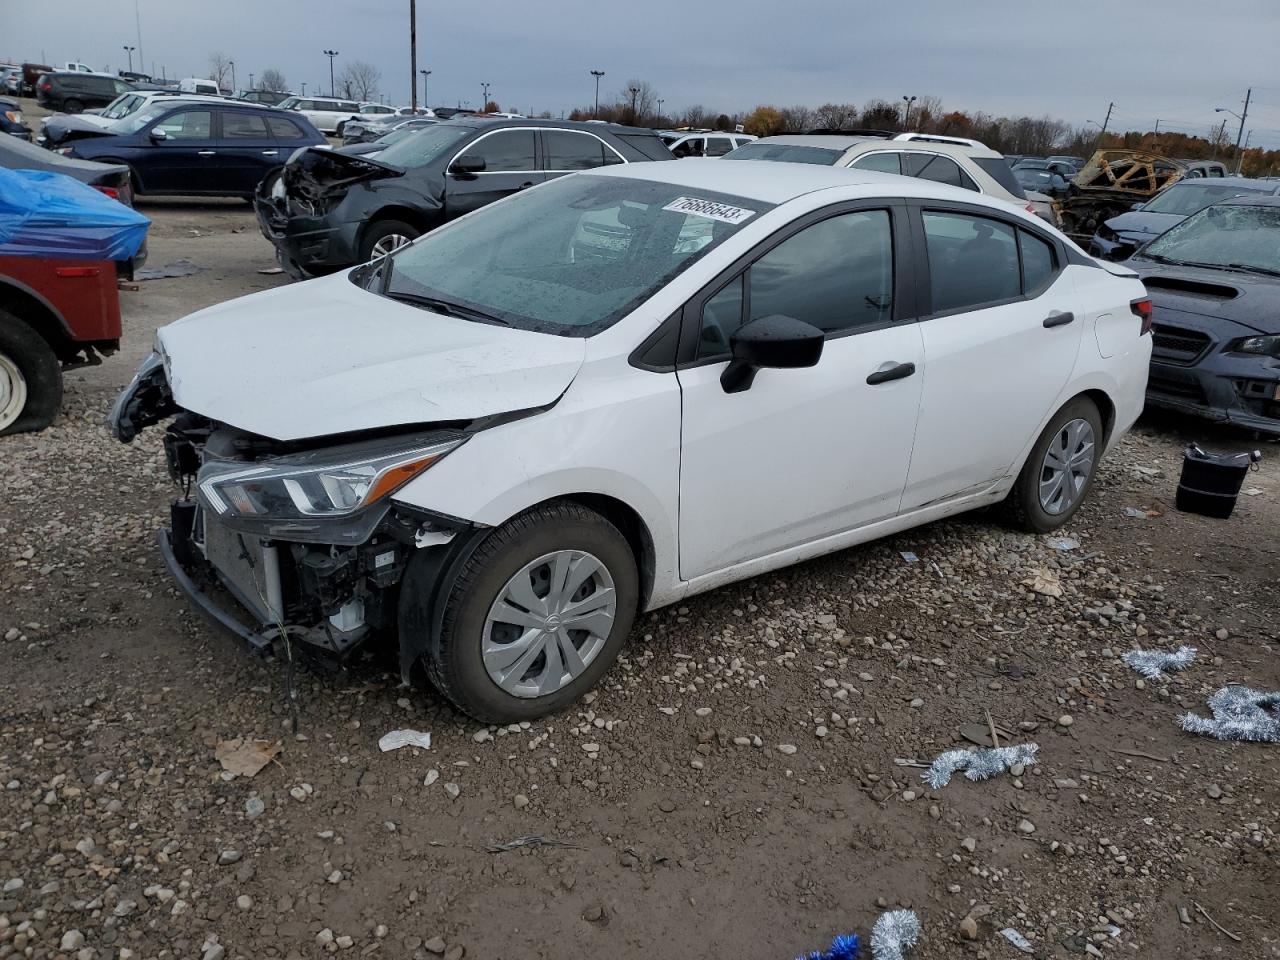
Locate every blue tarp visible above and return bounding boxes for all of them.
[0,168,149,261]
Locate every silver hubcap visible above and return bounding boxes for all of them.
[371,234,412,257]
[0,351,28,432]
[483,550,616,698]
[1039,418,1095,515]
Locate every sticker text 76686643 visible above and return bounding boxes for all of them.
[662,196,757,225]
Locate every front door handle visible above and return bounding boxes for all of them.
[1043,311,1075,328]
[197,150,216,156]
[866,361,916,385]
[261,150,279,156]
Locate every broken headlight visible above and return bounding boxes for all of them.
[1233,335,1280,359]
[197,434,465,543]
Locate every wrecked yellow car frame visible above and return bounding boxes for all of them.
[1059,149,1186,243]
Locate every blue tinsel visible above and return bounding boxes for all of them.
[795,932,861,960]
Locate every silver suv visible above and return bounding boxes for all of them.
[725,132,1042,219]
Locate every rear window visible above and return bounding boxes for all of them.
[615,132,675,161]
[724,142,841,165]
[973,157,1026,200]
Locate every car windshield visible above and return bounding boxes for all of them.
[1015,169,1055,187]
[373,125,424,146]
[372,122,473,169]
[723,142,842,165]
[109,103,172,134]
[99,94,137,119]
[1143,182,1269,217]
[366,174,768,336]
[1142,203,1280,273]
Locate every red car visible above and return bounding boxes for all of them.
[0,255,123,434]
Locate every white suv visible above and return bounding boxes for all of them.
[726,132,1040,218]
[278,95,362,134]
[660,130,756,158]
[56,91,250,131]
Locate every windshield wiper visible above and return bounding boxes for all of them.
[384,290,509,326]
[1225,262,1280,278]
[1142,253,1185,265]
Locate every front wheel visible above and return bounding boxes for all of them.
[0,312,62,436]
[63,98,85,113]
[359,219,420,261]
[1003,397,1103,533]
[411,503,639,723]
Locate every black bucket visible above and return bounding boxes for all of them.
[1175,445,1261,519]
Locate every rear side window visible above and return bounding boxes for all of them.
[544,130,620,170]
[705,137,736,157]
[922,211,1020,313]
[904,152,978,192]
[154,110,212,140]
[468,130,536,172]
[222,112,271,138]
[268,116,306,139]
[851,152,902,175]
[972,157,1027,199]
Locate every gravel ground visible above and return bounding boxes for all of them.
[2,189,1279,960]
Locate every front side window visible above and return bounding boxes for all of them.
[466,129,536,172]
[222,112,271,139]
[544,130,620,170]
[698,276,745,358]
[851,152,902,175]
[278,97,299,110]
[153,110,212,140]
[704,137,735,157]
[671,138,704,158]
[372,175,765,336]
[923,211,1020,313]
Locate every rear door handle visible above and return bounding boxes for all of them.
[197,150,216,156]
[1043,311,1075,328]
[261,150,278,156]
[866,361,916,385]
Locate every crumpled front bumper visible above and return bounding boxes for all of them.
[1089,232,1147,262]
[253,192,362,273]
[1147,353,1280,436]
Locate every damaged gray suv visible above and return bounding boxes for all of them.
[255,116,672,278]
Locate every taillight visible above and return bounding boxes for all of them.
[1131,297,1153,335]
[1025,202,1037,215]
[39,79,51,90]
[94,185,120,200]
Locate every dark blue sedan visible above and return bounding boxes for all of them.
[56,101,325,198]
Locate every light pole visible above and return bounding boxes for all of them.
[409,0,417,112]
[656,98,664,121]
[629,85,639,123]
[229,60,236,92]
[901,94,917,130]
[481,82,491,110]
[122,45,135,72]
[420,69,431,109]
[323,50,338,97]
[1217,90,1252,174]
[301,81,307,96]
[590,69,605,119]
[248,72,254,89]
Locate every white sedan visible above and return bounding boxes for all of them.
[110,160,1152,722]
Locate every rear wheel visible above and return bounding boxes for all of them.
[1003,397,1103,533]
[412,503,639,723]
[0,312,62,436]
[359,219,419,261]
[63,98,84,113]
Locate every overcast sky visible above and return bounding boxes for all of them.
[8,0,1280,148]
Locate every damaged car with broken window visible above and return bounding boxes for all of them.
[110,160,1151,723]
[254,116,673,278]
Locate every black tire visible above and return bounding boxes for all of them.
[358,219,420,262]
[1003,396,1103,533]
[0,311,62,437]
[335,121,347,137]
[413,502,639,723]
[63,98,84,114]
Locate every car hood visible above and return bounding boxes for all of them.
[157,271,587,441]
[42,113,116,143]
[1126,259,1280,334]
[1104,210,1182,237]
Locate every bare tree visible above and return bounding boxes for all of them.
[778,105,815,133]
[913,95,944,132]
[208,51,232,90]
[620,79,657,124]
[680,104,709,128]
[258,67,288,93]
[812,103,859,130]
[338,61,381,101]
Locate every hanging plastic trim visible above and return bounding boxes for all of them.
[1180,686,1280,743]
[870,910,921,960]
[794,933,861,960]
[1123,645,1197,680]
[922,744,1039,790]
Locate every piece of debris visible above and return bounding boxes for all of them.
[870,909,921,960]
[1243,487,1263,497]
[1192,900,1243,943]
[1122,645,1197,680]
[999,928,1034,954]
[214,739,282,778]
[1180,686,1280,742]
[378,729,432,752]
[900,551,919,563]
[1046,536,1080,551]
[792,932,861,960]
[1123,507,1148,519]
[923,744,1039,789]
[484,835,579,854]
[134,259,201,280]
[257,266,285,275]
[1022,568,1063,598]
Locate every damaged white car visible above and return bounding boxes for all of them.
[109,160,1152,722]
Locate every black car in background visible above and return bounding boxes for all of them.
[36,72,135,113]
[1125,195,1280,435]
[255,117,673,276]
[56,101,325,198]
[236,90,290,106]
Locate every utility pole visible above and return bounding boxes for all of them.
[134,0,144,78]
[1099,101,1113,137]
[301,81,307,96]
[122,46,135,72]
[481,82,491,110]
[420,69,430,109]
[323,50,338,97]
[1153,118,1160,134]
[590,69,605,119]
[409,0,417,112]
[656,98,664,121]
[902,94,917,130]
[629,85,639,123]
[1233,88,1251,174]
[229,60,235,92]
[249,72,254,89]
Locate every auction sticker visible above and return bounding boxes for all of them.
[662,196,756,225]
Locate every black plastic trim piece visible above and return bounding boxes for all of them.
[157,528,262,649]
[628,309,682,372]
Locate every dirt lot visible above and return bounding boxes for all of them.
[2,192,1279,960]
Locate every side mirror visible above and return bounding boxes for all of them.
[1131,202,1145,211]
[149,128,169,141]
[450,154,485,177]
[721,314,824,393]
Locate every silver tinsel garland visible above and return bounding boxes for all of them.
[870,910,921,960]
[1180,686,1280,742]
[922,743,1039,789]
[1122,645,1197,680]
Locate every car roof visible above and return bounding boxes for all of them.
[441,116,659,135]
[1218,194,1280,208]
[750,134,1002,160]
[588,156,1032,213]
[1171,175,1280,192]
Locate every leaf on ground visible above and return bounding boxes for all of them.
[1022,568,1064,598]
[215,738,282,778]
